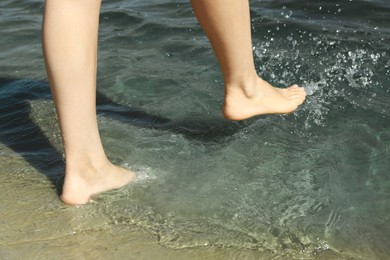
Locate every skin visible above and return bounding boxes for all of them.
[190,0,306,120]
[42,0,306,205]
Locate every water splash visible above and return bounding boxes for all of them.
[254,32,389,128]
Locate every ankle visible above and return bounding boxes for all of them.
[224,72,260,99]
[65,154,111,176]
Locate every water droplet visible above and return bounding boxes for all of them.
[292,40,297,47]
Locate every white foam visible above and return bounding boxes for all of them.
[120,163,159,182]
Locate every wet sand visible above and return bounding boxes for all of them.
[0,155,344,260]
[0,100,363,260]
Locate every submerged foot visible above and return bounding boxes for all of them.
[223,77,307,120]
[60,162,136,205]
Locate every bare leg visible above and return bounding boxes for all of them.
[190,0,306,120]
[43,0,135,205]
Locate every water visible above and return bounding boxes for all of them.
[1,0,389,259]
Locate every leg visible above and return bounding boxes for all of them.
[42,0,135,205]
[190,0,306,120]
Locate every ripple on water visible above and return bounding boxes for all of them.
[1,0,389,259]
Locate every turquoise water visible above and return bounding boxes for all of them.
[1,0,389,259]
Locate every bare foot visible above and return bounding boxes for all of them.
[60,162,136,205]
[223,77,306,120]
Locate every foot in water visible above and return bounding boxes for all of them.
[59,76,305,205]
[223,77,307,120]
[60,161,136,205]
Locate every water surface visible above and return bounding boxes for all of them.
[0,0,389,259]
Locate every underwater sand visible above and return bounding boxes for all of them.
[1,0,390,259]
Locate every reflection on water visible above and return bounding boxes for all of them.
[1,0,389,259]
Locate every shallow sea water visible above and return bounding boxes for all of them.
[1,0,390,259]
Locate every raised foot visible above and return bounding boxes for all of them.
[223,78,307,121]
[60,163,136,205]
